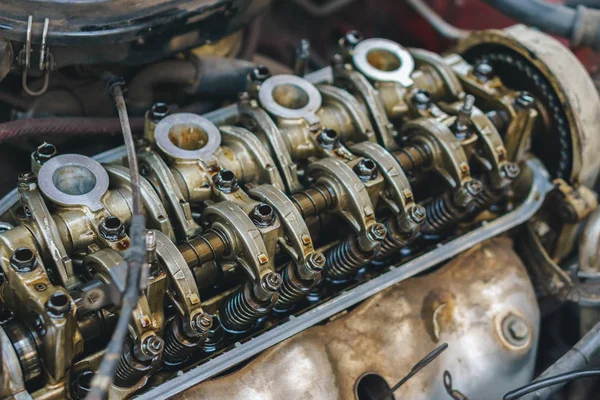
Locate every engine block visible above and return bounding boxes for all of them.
[0,24,597,400]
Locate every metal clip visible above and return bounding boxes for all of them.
[19,16,52,96]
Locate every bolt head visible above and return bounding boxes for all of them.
[408,205,426,225]
[213,170,239,193]
[367,223,387,242]
[465,179,483,197]
[501,162,520,180]
[142,335,164,357]
[250,203,276,227]
[18,172,36,187]
[46,291,71,317]
[261,272,283,293]
[318,128,340,149]
[10,247,37,272]
[354,158,378,182]
[192,313,213,333]
[250,65,271,83]
[150,102,169,122]
[34,142,57,164]
[307,252,326,273]
[342,30,364,49]
[412,90,431,110]
[502,314,530,346]
[515,91,535,109]
[99,216,125,242]
[473,61,494,81]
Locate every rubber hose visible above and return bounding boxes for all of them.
[482,0,600,49]
[0,117,145,144]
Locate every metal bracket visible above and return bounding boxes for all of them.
[18,16,52,96]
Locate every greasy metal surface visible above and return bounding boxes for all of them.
[136,158,551,400]
[175,238,539,400]
[454,25,600,187]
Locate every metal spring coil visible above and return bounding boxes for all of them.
[325,236,371,281]
[163,318,199,364]
[379,218,413,258]
[113,340,151,388]
[469,186,500,215]
[275,264,308,311]
[219,285,269,333]
[422,195,463,234]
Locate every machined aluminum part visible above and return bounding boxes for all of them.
[136,158,551,400]
[352,38,415,86]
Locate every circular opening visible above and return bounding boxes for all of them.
[152,102,169,115]
[219,170,236,183]
[355,373,393,400]
[272,83,310,110]
[52,165,97,196]
[363,159,376,170]
[103,216,122,230]
[366,49,401,72]
[14,248,35,264]
[168,124,209,151]
[325,129,338,139]
[38,143,57,156]
[49,292,69,308]
[257,204,273,216]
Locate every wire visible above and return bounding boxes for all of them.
[405,0,470,40]
[86,75,146,400]
[503,368,600,400]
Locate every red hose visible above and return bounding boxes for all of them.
[0,117,145,143]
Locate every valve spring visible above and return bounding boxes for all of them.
[163,317,200,365]
[421,194,464,234]
[325,236,372,281]
[470,185,500,215]
[202,317,224,354]
[378,218,415,258]
[113,339,152,388]
[275,264,309,311]
[219,284,272,333]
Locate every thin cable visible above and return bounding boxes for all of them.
[405,0,470,40]
[86,75,146,400]
[503,369,600,400]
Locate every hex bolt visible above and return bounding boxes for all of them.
[250,203,276,227]
[142,335,164,358]
[318,128,340,149]
[354,158,378,182]
[341,30,364,49]
[514,91,535,109]
[46,291,71,317]
[249,65,271,83]
[367,223,387,242]
[10,247,37,272]
[412,90,432,110]
[99,216,126,242]
[192,312,213,334]
[18,172,36,187]
[150,102,169,122]
[502,314,530,347]
[213,170,239,193]
[34,142,57,164]
[501,162,521,180]
[473,60,494,82]
[408,205,427,225]
[261,272,283,294]
[307,252,326,273]
[465,179,483,197]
